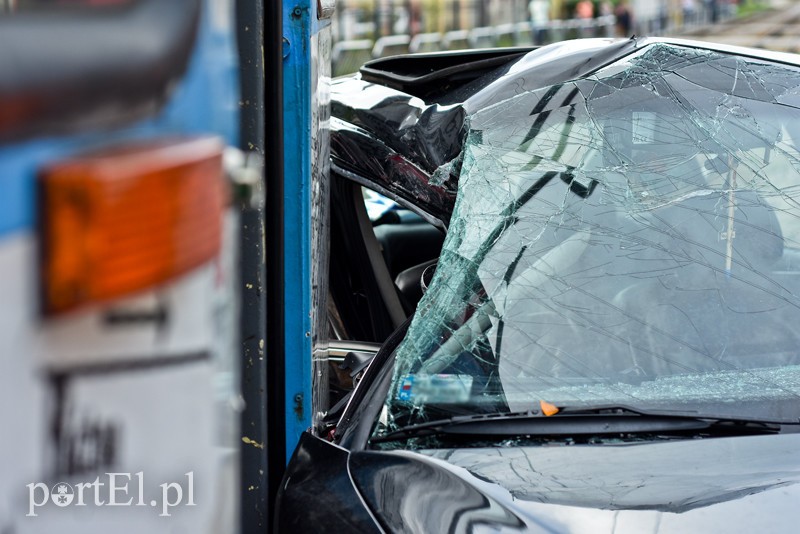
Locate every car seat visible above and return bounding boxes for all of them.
[612,190,799,378]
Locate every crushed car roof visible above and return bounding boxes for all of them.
[330,37,800,228]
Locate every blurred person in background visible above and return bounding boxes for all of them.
[409,0,422,35]
[575,0,594,19]
[706,0,720,22]
[615,0,632,36]
[529,0,550,45]
[683,0,698,25]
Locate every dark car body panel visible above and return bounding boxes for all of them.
[275,433,382,533]
[280,431,800,533]
[331,84,463,228]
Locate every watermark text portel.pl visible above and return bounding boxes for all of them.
[27,472,195,517]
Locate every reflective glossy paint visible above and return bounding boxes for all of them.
[282,431,800,533]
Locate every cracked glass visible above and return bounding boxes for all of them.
[375,43,800,443]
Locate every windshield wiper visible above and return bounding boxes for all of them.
[370,404,799,444]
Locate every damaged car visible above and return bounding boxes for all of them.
[277,37,800,532]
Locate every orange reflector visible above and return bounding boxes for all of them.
[540,400,559,417]
[40,137,226,315]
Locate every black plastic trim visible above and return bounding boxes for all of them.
[264,0,286,529]
[359,47,532,99]
[335,317,411,451]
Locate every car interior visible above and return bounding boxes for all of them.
[325,172,446,415]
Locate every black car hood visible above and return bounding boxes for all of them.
[349,434,800,532]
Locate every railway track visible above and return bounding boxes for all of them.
[677,1,800,52]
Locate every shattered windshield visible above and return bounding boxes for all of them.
[376,44,800,441]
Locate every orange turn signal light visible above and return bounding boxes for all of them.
[40,137,226,315]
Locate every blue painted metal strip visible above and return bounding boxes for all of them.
[0,149,42,237]
[282,0,315,461]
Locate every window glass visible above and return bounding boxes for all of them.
[375,44,800,447]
